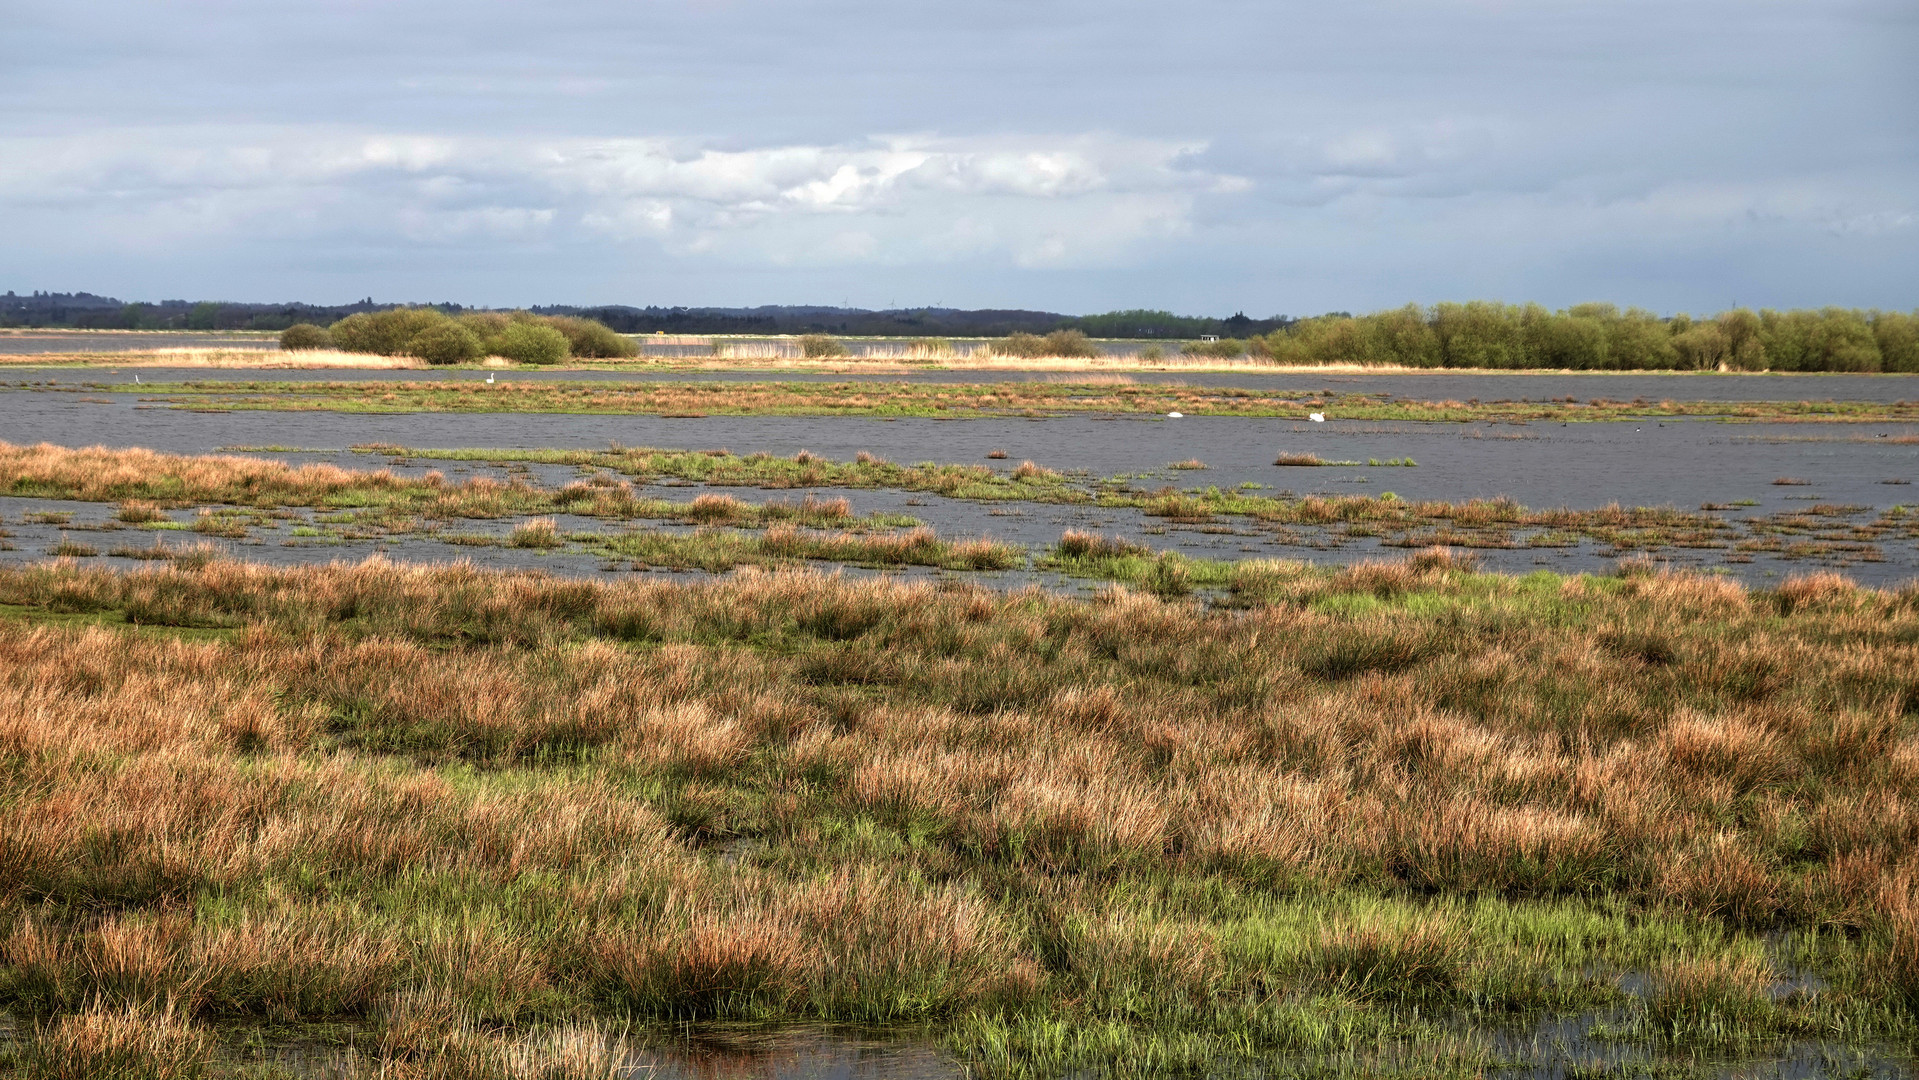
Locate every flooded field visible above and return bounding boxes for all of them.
[5,369,1919,1079]
[1,381,1915,585]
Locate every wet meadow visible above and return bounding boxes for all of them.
[0,356,1917,1078]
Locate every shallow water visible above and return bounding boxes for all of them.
[0,332,279,354]
[2,394,1914,505]
[8,1014,1905,1080]
[2,392,1916,585]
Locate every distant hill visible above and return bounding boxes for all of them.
[0,291,1291,338]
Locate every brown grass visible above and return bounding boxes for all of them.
[1,556,1917,1060]
[3,347,426,369]
[20,1000,214,1080]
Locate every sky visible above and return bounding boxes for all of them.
[1,0,1914,316]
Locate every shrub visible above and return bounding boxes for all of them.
[328,308,452,356]
[277,323,331,351]
[496,323,570,365]
[548,316,637,359]
[457,311,513,346]
[406,322,483,365]
[1041,329,1101,358]
[997,330,1102,359]
[799,334,849,358]
[997,333,1047,359]
[1873,310,1919,373]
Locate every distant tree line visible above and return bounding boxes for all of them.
[1062,309,1292,339]
[0,293,1284,338]
[0,292,426,332]
[544,305,1079,337]
[6,291,1916,369]
[1243,303,1919,372]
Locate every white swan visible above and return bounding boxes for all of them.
[1309,413,1325,422]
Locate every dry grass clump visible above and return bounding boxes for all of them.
[507,518,563,549]
[113,501,167,524]
[685,492,746,524]
[1273,452,1327,466]
[1056,530,1151,559]
[19,1000,214,1080]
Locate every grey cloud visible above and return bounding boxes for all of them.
[1,0,1913,312]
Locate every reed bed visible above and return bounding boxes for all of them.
[0,556,1915,1074]
[0,348,424,369]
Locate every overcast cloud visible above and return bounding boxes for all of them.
[2,0,1913,314]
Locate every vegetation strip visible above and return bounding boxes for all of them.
[0,556,1914,1077]
[22,376,1919,422]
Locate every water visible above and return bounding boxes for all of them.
[6,1014,1905,1079]
[0,331,279,354]
[1,390,1915,585]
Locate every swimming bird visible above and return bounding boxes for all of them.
[486,373,495,384]
[1167,411,1182,418]
[1309,413,1325,423]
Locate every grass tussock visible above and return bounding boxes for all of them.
[19,1000,214,1080]
[0,557,1916,1072]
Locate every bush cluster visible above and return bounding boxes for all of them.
[997,329,1102,359]
[799,334,850,358]
[320,308,635,365]
[278,323,332,351]
[1253,302,1919,372]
